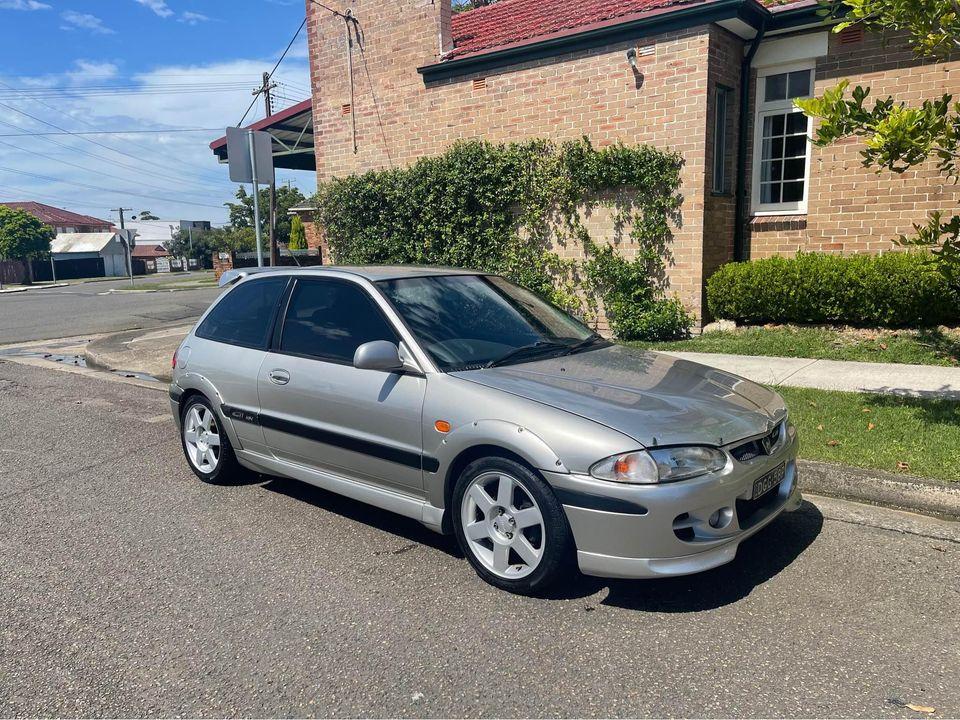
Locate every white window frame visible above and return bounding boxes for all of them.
[751,60,815,216]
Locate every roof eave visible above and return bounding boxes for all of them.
[419,0,771,82]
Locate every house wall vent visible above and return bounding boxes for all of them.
[341,103,352,116]
[472,77,487,91]
[638,45,655,57]
[838,25,864,44]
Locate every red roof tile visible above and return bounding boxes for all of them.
[131,244,172,259]
[0,201,112,229]
[448,0,810,59]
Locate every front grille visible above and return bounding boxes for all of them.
[730,423,783,463]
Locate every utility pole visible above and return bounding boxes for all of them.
[111,207,134,286]
[254,71,279,266]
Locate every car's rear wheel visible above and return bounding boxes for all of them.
[453,457,573,595]
[180,396,244,484]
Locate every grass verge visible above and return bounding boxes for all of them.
[779,386,960,483]
[630,325,960,367]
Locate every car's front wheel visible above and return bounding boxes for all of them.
[453,457,574,595]
[180,396,244,484]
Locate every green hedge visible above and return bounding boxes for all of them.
[707,252,960,327]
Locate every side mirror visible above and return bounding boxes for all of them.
[354,340,405,373]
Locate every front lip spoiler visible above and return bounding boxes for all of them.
[575,484,803,579]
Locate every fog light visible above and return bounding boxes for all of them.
[709,507,732,529]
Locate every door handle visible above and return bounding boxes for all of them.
[268,369,290,385]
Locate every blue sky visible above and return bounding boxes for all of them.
[0,0,312,224]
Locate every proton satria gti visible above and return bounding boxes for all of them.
[171,266,802,595]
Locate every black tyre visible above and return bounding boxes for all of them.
[179,395,246,484]
[453,456,574,595]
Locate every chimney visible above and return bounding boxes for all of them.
[437,0,453,58]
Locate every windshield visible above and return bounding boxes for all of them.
[377,274,603,371]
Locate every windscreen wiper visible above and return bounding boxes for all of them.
[562,334,610,356]
[485,341,569,368]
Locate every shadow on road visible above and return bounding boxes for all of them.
[260,476,461,558]
[260,476,823,611]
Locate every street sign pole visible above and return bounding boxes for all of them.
[50,254,57,284]
[247,130,264,268]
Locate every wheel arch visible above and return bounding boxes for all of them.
[440,444,550,535]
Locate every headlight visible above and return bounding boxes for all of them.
[589,447,728,485]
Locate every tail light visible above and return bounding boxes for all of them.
[171,347,179,369]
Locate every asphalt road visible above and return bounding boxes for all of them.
[0,274,221,344]
[1,361,958,718]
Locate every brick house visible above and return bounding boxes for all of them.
[0,202,113,235]
[235,0,959,321]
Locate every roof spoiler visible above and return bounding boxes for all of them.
[217,266,287,288]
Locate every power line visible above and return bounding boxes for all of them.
[0,128,221,136]
[0,118,227,194]
[0,138,229,200]
[0,100,230,187]
[238,16,307,125]
[0,165,229,210]
[0,80,229,183]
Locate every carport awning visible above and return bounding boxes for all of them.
[209,99,315,171]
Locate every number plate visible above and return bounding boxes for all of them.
[752,463,786,500]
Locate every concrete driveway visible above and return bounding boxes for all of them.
[0,362,957,718]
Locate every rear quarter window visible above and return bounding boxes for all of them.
[196,276,288,349]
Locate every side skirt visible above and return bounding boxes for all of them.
[235,449,446,533]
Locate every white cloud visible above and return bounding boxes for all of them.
[178,10,209,25]
[60,10,115,34]
[65,60,120,84]
[0,0,51,10]
[135,0,173,18]
[0,56,312,223]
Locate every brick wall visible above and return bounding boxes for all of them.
[306,0,723,320]
[747,28,960,257]
[702,26,744,312]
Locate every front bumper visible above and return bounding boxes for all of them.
[545,430,802,579]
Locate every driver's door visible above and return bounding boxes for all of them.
[257,277,427,494]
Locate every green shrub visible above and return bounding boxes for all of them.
[313,138,691,341]
[707,252,960,327]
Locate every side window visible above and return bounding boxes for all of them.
[196,277,287,349]
[279,279,399,363]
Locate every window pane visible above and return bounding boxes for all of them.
[761,159,783,182]
[763,113,785,138]
[764,73,787,102]
[784,158,806,181]
[786,112,809,135]
[197,277,287,348]
[784,134,807,158]
[762,136,785,160]
[788,70,812,99]
[280,280,398,363]
[761,183,781,204]
[782,181,805,202]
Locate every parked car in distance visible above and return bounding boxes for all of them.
[170,266,802,595]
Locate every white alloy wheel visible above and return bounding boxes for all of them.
[183,404,222,474]
[460,471,546,580]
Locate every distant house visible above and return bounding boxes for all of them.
[131,243,171,261]
[126,219,211,248]
[51,233,128,277]
[0,202,112,234]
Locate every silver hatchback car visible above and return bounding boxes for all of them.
[171,266,801,595]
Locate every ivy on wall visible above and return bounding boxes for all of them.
[312,137,692,340]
